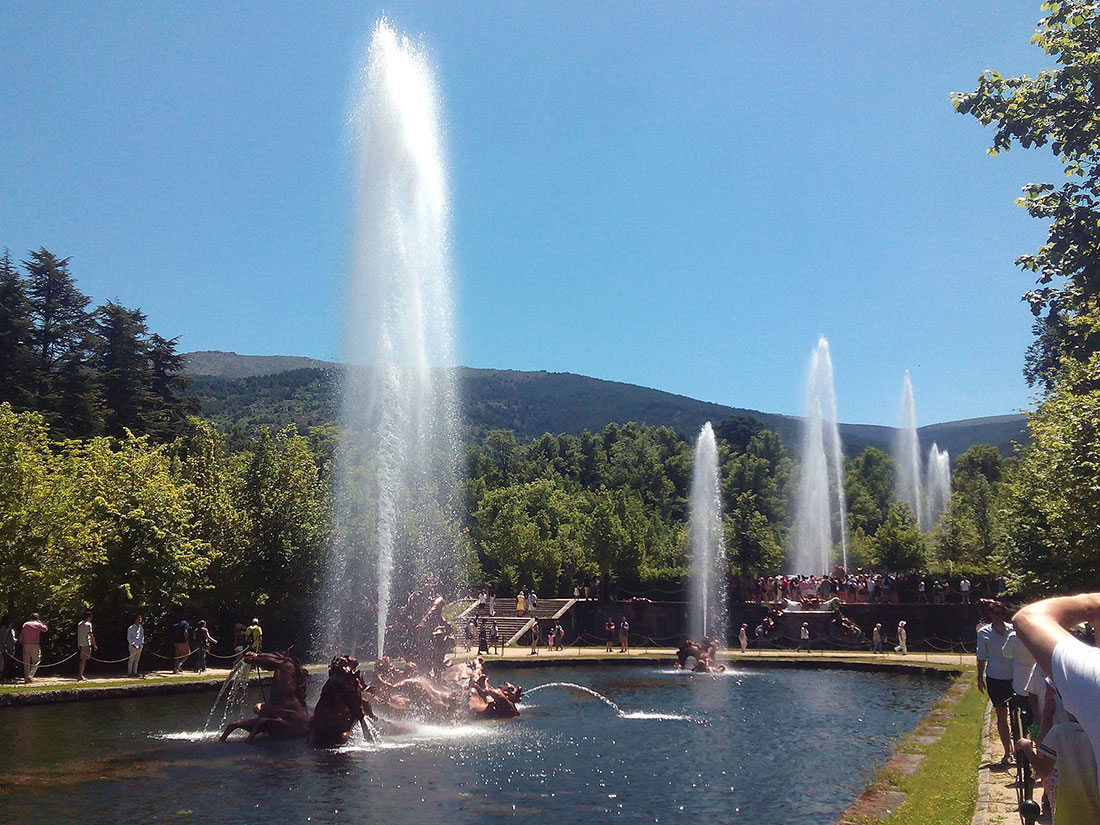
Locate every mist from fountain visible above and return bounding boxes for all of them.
[895,372,924,529]
[322,19,463,659]
[923,443,951,529]
[688,423,728,643]
[791,337,848,574]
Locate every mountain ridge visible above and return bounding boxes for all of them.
[183,350,1029,457]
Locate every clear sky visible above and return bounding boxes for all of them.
[2,2,1062,426]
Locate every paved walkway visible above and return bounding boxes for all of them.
[976,702,1048,825]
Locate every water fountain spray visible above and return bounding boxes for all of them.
[791,337,848,573]
[323,19,463,658]
[688,423,728,643]
[895,372,924,529]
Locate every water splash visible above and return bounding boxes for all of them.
[895,372,923,528]
[688,423,728,643]
[791,337,848,573]
[323,19,463,658]
[204,660,254,734]
[923,443,951,529]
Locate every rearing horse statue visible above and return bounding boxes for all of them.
[220,651,311,742]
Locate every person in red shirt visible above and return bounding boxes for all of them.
[18,613,48,683]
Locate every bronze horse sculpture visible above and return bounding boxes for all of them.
[220,651,311,742]
[308,655,375,748]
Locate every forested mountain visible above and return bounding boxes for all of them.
[185,351,1029,457]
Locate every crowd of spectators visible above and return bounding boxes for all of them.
[736,571,1004,605]
[0,610,264,684]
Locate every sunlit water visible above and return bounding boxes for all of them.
[2,665,944,824]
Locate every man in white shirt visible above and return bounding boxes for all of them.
[1013,593,1100,804]
[76,612,96,681]
[126,615,144,677]
[977,599,1016,764]
[960,578,972,604]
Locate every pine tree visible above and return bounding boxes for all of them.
[0,250,37,408]
[22,248,99,435]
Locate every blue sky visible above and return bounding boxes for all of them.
[2,2,1061,426]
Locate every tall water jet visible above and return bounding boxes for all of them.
[923,443,951,529]
[323,20,463,658]
[791,337,849,573]
[688,423,727,643]
[895,372,923,529]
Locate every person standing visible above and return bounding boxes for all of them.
[244,618,263,654]
[0,614,16,683]
[171,617,191,673]
[516,590,526,615]
[488,591,496,617]
[126,615,144,676]
[1012,592,1100,804]
[896,620,908,655]
[18,613,48,683]
[529,622,540,655]
[76,611,97,681]
[797,621,811,652]
[872,623,884,654]
[528,590,538,614]
[605,618,616,652]
[193,620,217,673]
[739,623,748,654]
[977,600,1015,764]
[619,617,630,653]
[478,620,489,655]
[489,621,500,655]
[960,577,972,604]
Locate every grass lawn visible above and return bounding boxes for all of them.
[871,679,985,825]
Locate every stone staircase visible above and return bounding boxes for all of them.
[455,598,577,646]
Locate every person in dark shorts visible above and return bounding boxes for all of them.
[977,599,1016,764]
[605,618,616,653]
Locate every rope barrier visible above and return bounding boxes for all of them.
[89,653,133,664]
[4,649,79,670]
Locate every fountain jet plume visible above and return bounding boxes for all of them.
[895,371,923,529]
[322,19,463,659]
[791,337,848,574]
[688,423,728,643]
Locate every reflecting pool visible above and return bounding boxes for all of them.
[1,665,944,824]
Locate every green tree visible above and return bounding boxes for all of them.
[586,488,645,598]
[471,478,587,595]
[872,502,927,572]
[1003,353,1100,594]
[0,250,36,409]
[928,497,983,566]
[22,248,98,436]
[233,426,328,645]
[59,432,210,642]
[0,405,63,615]
[844,447,896,535]
[93,302,156,438]
[953,1,1100,388]
[725,492,783,576]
